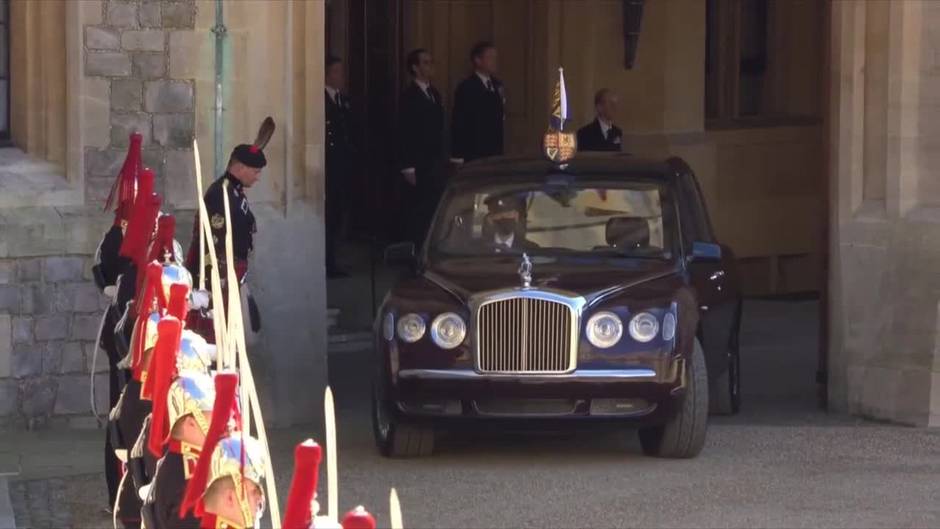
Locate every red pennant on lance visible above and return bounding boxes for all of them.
[147,317,183,457]
[180,372,239,520]
[119,168,155,260]
[134,262,166,387]
[281,440,322,529]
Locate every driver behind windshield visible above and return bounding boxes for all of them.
[482,193,539,252]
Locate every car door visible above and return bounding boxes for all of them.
[678,171,740,378]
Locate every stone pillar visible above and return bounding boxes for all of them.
[828,0,940,426]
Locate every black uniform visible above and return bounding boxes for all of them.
[576,119,623,152]
[110,380,151,528]
[92,225,128,508]
[452,74,505,162]
[325,90,354,274]
[145,448,201,529]
[399,81,445,245]
[187,173,256,285]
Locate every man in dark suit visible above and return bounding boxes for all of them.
[399,48,445,246]
[577,89,623,152]
[451,41,505,163]
[325,56,354,277]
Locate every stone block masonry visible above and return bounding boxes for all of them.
[0,253,111,429]
[83,0,198,227]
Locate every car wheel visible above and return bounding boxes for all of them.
[638,338,708,458]
[371,384,435,458]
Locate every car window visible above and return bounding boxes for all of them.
[430,180,676,259]
[677,173,713,247]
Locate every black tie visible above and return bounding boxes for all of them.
[426,88,435,104]
[486,80,494,92]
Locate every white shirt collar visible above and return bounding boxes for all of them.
[326,86,340,103]
[415,79,431,92]
[476,71,493,88]
[494,232,515,248]
[597,118,613,137]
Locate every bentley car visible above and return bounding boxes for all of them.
[372,154,742,459]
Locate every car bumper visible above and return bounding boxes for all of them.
[389,362,686,424]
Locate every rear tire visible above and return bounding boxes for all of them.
[638,339,709,458]
[372,384,435,458]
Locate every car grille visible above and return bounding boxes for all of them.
[476,297,575,373]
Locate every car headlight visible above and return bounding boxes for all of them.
[396,313,425,343]
[586,311,623,349]
[662,312,677,342]
[382,312,395,341]
[430,313,467,349]
[628,312,660,343]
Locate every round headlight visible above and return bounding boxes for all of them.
[396,313,426,343]
[430,313,467,349]
[382,312,395,341]
[586,311,623,349]
[628,312,660,343]
[662,312,677,342]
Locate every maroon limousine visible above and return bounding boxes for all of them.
[372,154,742,459]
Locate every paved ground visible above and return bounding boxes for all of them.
[4,300,940,528]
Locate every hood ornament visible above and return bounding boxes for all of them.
[518,252,533,288]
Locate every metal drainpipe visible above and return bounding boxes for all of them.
[212,0,227,177]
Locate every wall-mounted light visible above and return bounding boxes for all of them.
[622,0,644,69]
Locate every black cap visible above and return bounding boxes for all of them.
[231,144,267,169]
[485,193,526,213]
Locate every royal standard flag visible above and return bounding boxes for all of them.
[549,67,568,131]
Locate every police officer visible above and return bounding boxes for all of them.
[451,41,505,163]
[576,89,623,152]
[325,56,354,278]
[399,48,445,246]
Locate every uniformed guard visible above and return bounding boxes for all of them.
[180,373,270,529]
[95,132,144,511]
[185,118,274,340]
[325,57,353,278]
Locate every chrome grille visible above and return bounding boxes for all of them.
[477,297,574,373]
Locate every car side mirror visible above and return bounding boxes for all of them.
[690,241,722,262]
[384,242,417,268]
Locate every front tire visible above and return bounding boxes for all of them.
[638,339,709,458]
[371,384,435,458]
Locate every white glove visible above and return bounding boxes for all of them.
[103,285,118,301]
[190,289,210,310]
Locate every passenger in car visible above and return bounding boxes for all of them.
[482,194,540,252]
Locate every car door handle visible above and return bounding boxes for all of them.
[709,270,725,281]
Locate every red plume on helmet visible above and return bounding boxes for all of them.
[132,262,168,384]
[148,214,177,263]
[180,371,239,519]
[167,283,190,322]
[105,133,143,225]
[147,316,183,457]
[119,167,156,261]
[281,440,322,529]
[342,507,377,529]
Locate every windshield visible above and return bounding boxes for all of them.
[429,178,676,259]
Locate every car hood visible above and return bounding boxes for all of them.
[423,255,680,305]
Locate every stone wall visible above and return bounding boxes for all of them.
[0,211,112,429]
[83,0,197,205]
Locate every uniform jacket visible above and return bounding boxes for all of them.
[451,74,505,161]
[186,173,255,285]
[576,119,623,152]
[147,451,201,529]
[325,90,355,176]
[399,81,445,175]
